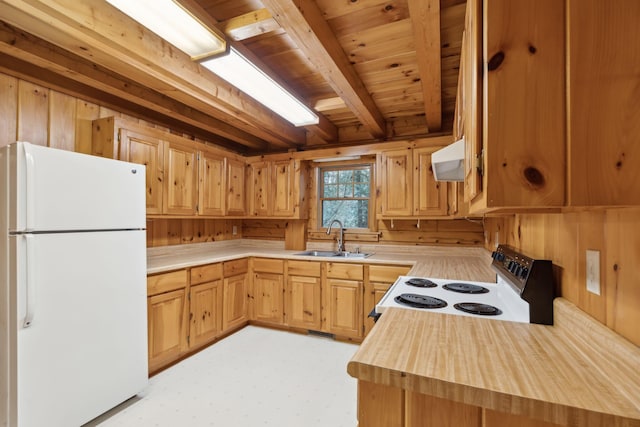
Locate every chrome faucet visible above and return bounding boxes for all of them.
[326,219,345,253]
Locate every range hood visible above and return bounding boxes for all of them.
[431,138,465,182]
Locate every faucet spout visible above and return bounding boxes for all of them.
[326,219,345,253]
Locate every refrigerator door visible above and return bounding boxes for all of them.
[8,142,146,233]
[12,230,148,427]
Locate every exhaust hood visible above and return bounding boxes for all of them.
[432,138,465,182]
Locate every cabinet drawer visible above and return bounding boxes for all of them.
[287,260,321,277]
[327,262,364,280]
[223,258,248,276]
[147,269,187,296]
[369,265,412,283]
[191,263,223,285]
[253,258,284,274]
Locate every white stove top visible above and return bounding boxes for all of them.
[376,276,530,323]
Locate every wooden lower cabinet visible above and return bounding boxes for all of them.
[253,272,284,324]
[189,280,223,349]
[147,268,189,374]
[357,381,563,427]
[223,272,249,331]
[287,275,322,330]
[364,264,412,336]
[325,262,364,339]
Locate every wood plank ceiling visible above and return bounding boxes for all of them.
[0,0,466,154]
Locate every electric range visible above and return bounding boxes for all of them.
[374,245,556,325]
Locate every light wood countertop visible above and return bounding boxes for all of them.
[147,240,496,281]
[347,301,640,427]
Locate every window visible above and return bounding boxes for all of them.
[319,165,372,229]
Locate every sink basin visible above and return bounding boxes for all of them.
[294,250,374,258]
[294,250,341,257]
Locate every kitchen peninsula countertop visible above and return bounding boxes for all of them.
[348,302,640,427]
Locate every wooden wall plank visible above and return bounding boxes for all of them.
[17,80,48,146]
[0,74,18,147]
[48,90,76,151]
[75,99,100,154]
[486,207,640,346]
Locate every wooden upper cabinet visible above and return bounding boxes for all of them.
[247,159,306,218]
[380,149,413,216]
[250,161,270,216]
[413,147,448,216]
[164,140,198,215]
[272,159,294,216]
[92,117,166,215]
[380,143,450,218]
[120,128,165,215]
[198,148,226,216]
[566,0,640,206]
[461,0,565,213]
[226,158,247,216]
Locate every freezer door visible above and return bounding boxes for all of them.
[12,230,148,427]
[7,142,146,232]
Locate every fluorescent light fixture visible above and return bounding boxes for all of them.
[202,48,319,127]
[106,0,227,60]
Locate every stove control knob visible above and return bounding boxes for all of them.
[516,265,524,276]
[510,263,520,274]
[491,251,499,260]
[520,267,529,278]
[507,261,514,271]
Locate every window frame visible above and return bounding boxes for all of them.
[317,161,375,231]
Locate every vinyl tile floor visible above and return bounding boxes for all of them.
[85,326,358,427]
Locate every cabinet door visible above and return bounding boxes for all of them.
[272,160,294,216]
[413,146,448,216]
[189,280,223,349]
[287,275,322,330]
[326,278,363,339]
[223,273,248,331]
[380,150,413,216]
[462,0,483,203]
[364,265,412,336]
[164,140,198,215]
[147,288,188,372]
[198,150,225,216]
[226,158,247,215]
[119,128,164,215]
[253,272,284,324]
[250,161,271,216]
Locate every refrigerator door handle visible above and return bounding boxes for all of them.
[23,234,36,328]
[22,142,36,231]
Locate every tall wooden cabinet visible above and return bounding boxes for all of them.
[460,0,566,212]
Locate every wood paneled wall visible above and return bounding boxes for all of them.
[1,71,243,247]
[484,208,640,346]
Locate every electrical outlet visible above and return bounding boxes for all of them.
[586,250,601,295]
[232,225,237,236]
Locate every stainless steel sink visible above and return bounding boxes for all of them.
[294,250,341,257]
[294,250,373,258]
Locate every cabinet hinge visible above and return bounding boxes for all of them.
[187,335,190,345]
[117,131,121,143]
[197,152,200,160]
[475,150,484,177]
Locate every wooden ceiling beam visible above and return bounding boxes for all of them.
[0,0,305,148]
[408,0,443,132]
[0,21,268,151]
[217,8,281,41]
[262,0,387,139]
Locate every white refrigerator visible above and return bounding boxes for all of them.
[1,142,148,427]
